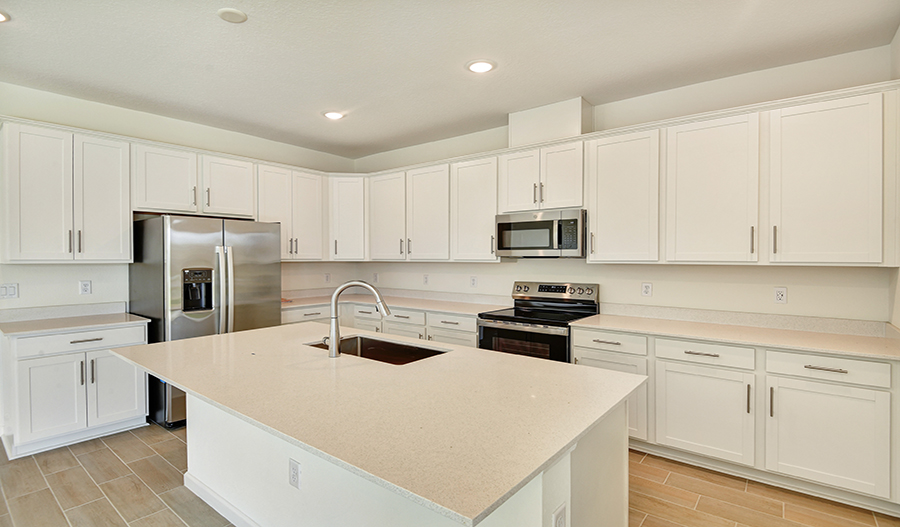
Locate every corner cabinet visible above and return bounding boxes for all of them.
[451,157,499,261]
[1,123,131,263]
[498,141,583,213]
[329,176,366,260]
[258,164,323,261]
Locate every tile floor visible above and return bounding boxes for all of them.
[629,450,900,527]
[0,423,231,527]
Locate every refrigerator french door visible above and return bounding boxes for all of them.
[130,215,281,427]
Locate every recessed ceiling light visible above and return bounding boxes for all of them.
[466,60,495,73]
[0,10,10,23]
[324,112,344,120]
[217,8,248,23]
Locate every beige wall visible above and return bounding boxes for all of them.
[892,24,900,80]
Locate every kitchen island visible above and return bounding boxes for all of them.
[113,321,645,527]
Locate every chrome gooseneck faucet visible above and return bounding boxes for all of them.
[329,280,391,358]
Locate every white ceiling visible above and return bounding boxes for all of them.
[1,1,899,159]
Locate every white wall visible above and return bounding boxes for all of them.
[892,24,900,80]
[281,262,361,293]
[0,264,129,310]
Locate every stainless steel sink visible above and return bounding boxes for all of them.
[306,335,447,365]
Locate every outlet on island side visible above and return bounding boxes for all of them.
[552,503,566,527]
[774,287,787,304]
[289,458,301,489]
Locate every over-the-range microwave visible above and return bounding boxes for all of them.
[495,209,586,258]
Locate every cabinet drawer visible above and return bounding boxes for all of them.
[426,312,476,332]
[767,350,891,389]
[353,305,382,319]
[572,329,647,355]
[656,338,755,370]
[384,308,426,326]
[282,305,328,324]
[16,325,147,359]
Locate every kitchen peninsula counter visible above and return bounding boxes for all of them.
[113,321,643,526]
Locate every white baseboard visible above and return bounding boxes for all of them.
[184,472,260,527]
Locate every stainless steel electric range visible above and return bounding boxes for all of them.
[477,281,599,362]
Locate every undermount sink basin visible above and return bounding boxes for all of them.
[306,335,447,365]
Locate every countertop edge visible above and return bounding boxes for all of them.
[0,314,150,337]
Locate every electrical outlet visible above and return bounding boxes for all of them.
[373,272,379,283]
[79,280,92,295]
[641,282,652,297]
[324,273,331,284]
[774,287,787,304]
[423,274,429,285]
[288,459,301,489]
[470,276,477,287]
[0,283,18,299]
[552,503,566,527]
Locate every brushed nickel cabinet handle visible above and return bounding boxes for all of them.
[746,384,751,414]
[441,320,459,325]
[192,186,197,206]
[288,239,293,254]
[591,232,595,254]
[419,334,423,339]
[294,239,298,254]
[773,225,778,254]
[394,315,410,319]
[80,361,85,386]
[804,364,849,374]
[358,310,373,315]
[574,357,579,364]
[78,230,82,253]
[334,240,338,255]
[375,326,380,332]
[303,312,321,317]
[70,337,103,344]
[593,339,621,346]
[750,226,755,254]
[400,238,404,255]
[684,350,719,358]
[540,182,544,203]
[206,188,211,207]
[770,387,774,417]
[408,238,412,254]
[68,230,73,253]
[533,183,537,203]
[427,335,433,341]
[491,235,495,254]
[91,359,95,384]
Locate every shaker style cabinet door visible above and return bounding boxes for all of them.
[586,130,659,262]
[540,140,584,210]
[666,114,759,262]
[451,157,498,261]
[200,155,256,218]
[769,93,883,264]
[406,164,450,261]
[16,354,88,444]
[498,149,541,213]
[329,177,366,260]
[257,164,294,260]
[291,172,324,260]
[86,350,146,427]
[132,144,198,213]
[574,348,648,440]
[74,134,131,261]
[368,172,407,260]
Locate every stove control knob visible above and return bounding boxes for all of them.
[586,288,594,295]
[568,287,575,294]
[523,285,530,292]
[577,288,584,295]
[515,285,522,292]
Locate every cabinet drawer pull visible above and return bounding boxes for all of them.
[684,350,719,358]
[358,310,373,315]
[750,226,755,254]
[770,387,774,417]
[303,312,321,317]
[746,384,751,414]
[440,320,459,325]
[804,364,848,374]
[592,339,621,346]
[91,359,96,384]
[70,337,104,344]
[393,315,410,319]
[80,360,85,386]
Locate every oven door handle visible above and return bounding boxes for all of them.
[476,319,570,336]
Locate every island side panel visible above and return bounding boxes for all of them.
[571,401,629,527]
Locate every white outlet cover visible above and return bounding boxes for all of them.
[774,287,787,304]
[552,503,566,527]
[373,272,379,283]
[470,276,477,287]
[423,274,429,285]
[324,273,331,283]
[641,282,652,297]
[79,280,92,295]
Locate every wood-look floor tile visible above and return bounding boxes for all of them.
[630,491,734,527]
[629,449,646,463]
[100,474,166,522]
[629,508,647,527]
[631,461,669,483]
[7,488,68,527]
[78,448,132,484]
[102,431,155,463]
[128,456,183,494]
[44,466,103,510]
[130,509,189,527]
[34,446,79,475]
[666,472,783,517]
[696,496,805,527]
[876,513,900,527]
[642,455,747,490]
[630,475,699,508]
[0,457,47,499]
[159,486,229,527]
[131,425,176,446]
[746,481,877,526]
[65,498,127,527]
[67,437,107,456]
[171,427,187,443]
[0,514,12,527]
[785,503,875,527]
[642,515,697,527]
[152,439,187,472]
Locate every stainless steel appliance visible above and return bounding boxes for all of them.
[495,209,586,258]
[129,215,281,427]
[477,282,599,362]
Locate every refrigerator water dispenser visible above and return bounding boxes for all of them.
[182,268,213,311]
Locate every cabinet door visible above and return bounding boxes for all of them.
[292,172,324,260]
[451,158,498,261]
[666,114,759,262]
[86,350,146,427]
[770,94,883,263]
[382,322,425,340]
[655,361,755,465]
[17,354,87,443]
[3,123,74,261]
[354,319,382,333]
[406,164,450,260]
[368,172,407,260]
[498,149,540,213]
[426,327,477,347]
[330,177,366,260]
[201,155,256,218]
[257,165,294,260]
[766,376,890,498]
[586,131,659,262]
[73,135,131,261]
[132,144,198,213]
[540,141,584,209]
[574,348,648,440]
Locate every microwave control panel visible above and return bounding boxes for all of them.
[559,219,579,249]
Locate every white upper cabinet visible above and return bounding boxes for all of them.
[586,130,659,262]
[258,165,323,261]
[329,176,366,260]
[132,143,198,213]
[406,164,450,261]
[257,164,293,260]
[451,157,498,261]
[200,155,256,218]
[368,172,407,260]
[666,114,760,263]
[498,140,583,213]
[1,123,130,263]
[769,93,883,264]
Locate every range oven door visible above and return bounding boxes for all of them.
[477,320,570,362]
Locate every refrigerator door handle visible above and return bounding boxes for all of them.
[216,246,227,335]
[226,245,235,333]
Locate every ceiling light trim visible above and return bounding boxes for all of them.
[0,10,10,23]
[324,112,344,120]
[466,60,496,73]
[217,8,248,24]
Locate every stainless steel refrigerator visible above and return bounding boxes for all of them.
[129,215,281,427]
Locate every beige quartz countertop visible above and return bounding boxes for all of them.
[0,313,149,337]
[281,294,508,316]
[571,314,900,361]
[113,322,643,526]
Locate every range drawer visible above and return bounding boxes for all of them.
[656,338,755,370]
[767,350,891,389]
[383,308,426,326]
[282,305,328,324]
[426,312,476,332]
[572,329,647,356]
[15,325,147,359]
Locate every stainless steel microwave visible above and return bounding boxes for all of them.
[495,209,586,258]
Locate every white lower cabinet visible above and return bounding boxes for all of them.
[426,326,477,347]
[574,347,648,440]
[383,322,426,340]
[354,319,382,333]
[281,305,329,325]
